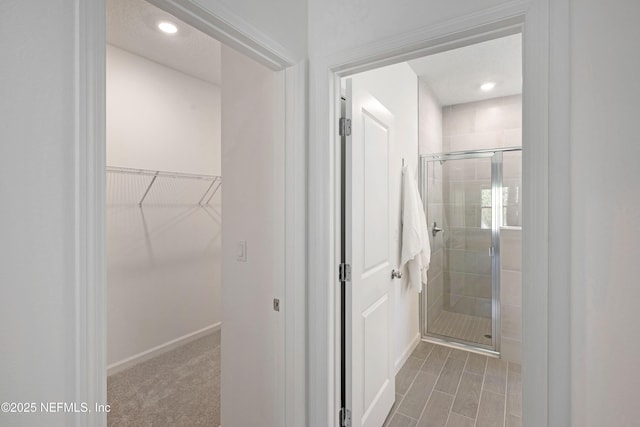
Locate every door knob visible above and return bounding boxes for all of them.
[391,270,403,279]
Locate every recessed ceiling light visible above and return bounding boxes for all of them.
[158,21,178,34]
[480,82,496,91]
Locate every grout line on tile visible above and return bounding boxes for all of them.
[503,363,510,427]
[473,355,489,427]
[390,342,435,423]
[443,351,470,426]
[503,362,520,426]
[414,345,452,424]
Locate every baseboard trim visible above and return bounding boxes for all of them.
[107,322,222,376]
[394,333,421,375]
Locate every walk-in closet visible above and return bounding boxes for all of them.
[105,0,222,423]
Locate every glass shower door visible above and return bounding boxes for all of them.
[422,153,499,350]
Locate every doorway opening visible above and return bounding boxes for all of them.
[338,29,523,426]
[104,0,286,425]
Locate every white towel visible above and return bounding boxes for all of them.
[400,165,431,293]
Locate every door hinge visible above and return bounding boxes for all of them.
[339,117,352,136]
[339,263,351,282]
[339,408,352,427]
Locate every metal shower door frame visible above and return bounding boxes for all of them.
[419,147,521,355]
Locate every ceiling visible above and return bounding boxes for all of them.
[106,0,221,85]
[408,34,522,106]
[106,0,519,104]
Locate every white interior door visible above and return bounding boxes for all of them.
[345,77,396,427]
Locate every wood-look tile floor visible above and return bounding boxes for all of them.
[384,341,521,427]
[428,311,492,346]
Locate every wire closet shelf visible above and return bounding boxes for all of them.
[106,166,222,207]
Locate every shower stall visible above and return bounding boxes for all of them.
[419,147,522,354]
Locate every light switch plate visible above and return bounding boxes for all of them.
[237,240,247,262]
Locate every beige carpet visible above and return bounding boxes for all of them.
[107,330,220,426]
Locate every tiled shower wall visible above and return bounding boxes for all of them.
[442,95,522,152]
[501,228,522,363]
[501,151,522,363]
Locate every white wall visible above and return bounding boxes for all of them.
[350,63,420,373]
[308,0,509,58]
[0,2,77,426]
[106,202,221,368]
[106,44,221,175]
[220,45,285,427]
[105,44,222,368]
[571,0,640,425]
[418,80,443,156]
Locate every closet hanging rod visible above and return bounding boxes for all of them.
[107,166,222,206]
[106,166,219,181]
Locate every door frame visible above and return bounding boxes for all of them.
[73,1,306,426]
[308,0,571,425]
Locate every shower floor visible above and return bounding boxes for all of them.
[428,310,492,346]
